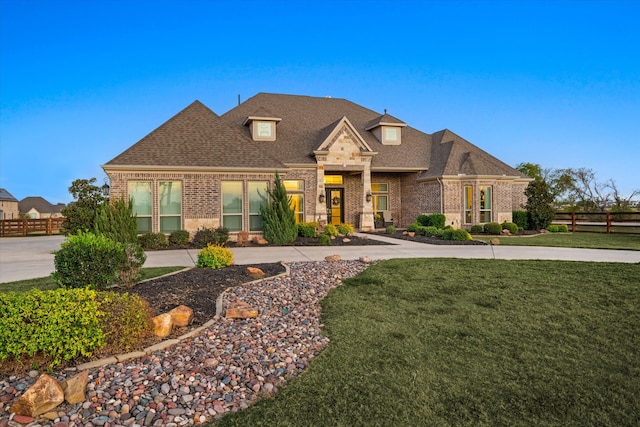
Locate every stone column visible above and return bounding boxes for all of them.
[359,160,375,230]
[315,166,327,225]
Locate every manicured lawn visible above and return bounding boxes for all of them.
[0,266,185,293]
[217,258,639,426]
[475,232,640,250]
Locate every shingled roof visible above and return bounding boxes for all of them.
[0,188,18,202]
[105,93,526,178]
[19,196,58,215]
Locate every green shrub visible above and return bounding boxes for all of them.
[193,227,229,248]
[501,222,518,234]
[337,223,354,236]
[117,242,146,288]
[442,229,472,241]
[260,171,298,245]
[168,230,190,246]
[385,225,396,234]
[512,210,528,230]
[483,222,503,235]
[428,213,446,229]
[97,291,153,352]
[443,225,453,230]
[138,232,168,250]
[470,225,483,234]
[94,196,138,244]
[406,222,421,232]
[196,244,234,269]
[558,224,569,232]
[318,234,332,246]
[297,222,318,238]
[423,226,441,237]
[324,224,338,237]
[0,288,106,367]
[417,214,430,226]
[546,224,560,233]
[52,231,126,290]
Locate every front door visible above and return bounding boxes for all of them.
[326,188,344,225]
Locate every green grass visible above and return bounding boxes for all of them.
[217,258,640,427]
[0,266,185,293]
[475,232,640,250]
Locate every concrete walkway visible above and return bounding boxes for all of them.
[1,233,638,283]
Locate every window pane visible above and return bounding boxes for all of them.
[223,215,242,231]
[160,216,181,233]
[324,175,343,185]
[283,180,304,192]
[249,182,268,213]
[289,194,304,223]
[249,214,263,231]
[372,183,388,192]
[222,181,243,214]
[374,195,388,211]
[129,182,152,215]
[159,182,181,215]
[137,217,152,234]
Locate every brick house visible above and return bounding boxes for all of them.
[103,93,530,235]
[18,196,65,219]
[0,188,19,220]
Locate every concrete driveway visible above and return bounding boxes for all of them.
[1,234,638,283]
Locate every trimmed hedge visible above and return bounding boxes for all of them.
[168,230,190,246]
[442,229,473,241]
[501,222,518,234]
[138,232,168,250]
[193,227,229,248]
[197,244,234,269]
[483,222,503,235]
[297,222,318,238]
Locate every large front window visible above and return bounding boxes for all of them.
[283,180,304,223]
[249,181,268,231]
[222,181,243,231]
[159,181,182,233]
[129,181,152,233]
[371,183,388,215]
[479,186,492,223]
[464,185,473,224]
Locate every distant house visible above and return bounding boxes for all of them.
[0,188,19,220]
[103,93,530,235]
[18,197,65,219]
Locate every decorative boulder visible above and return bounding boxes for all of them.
[226,301,259,319]
[247,266,265,279]
[10,374,64,417]
[325,255,341,262]
[169,305,194,327]
[60,370,88,404]
[490,238,501,245]
[236,231,249,247]
[501,229,512,236]
[152,313,174,337]
[252,236,269,245]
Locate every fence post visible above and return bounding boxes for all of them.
[571,213,577,232]
[606,213,612,234]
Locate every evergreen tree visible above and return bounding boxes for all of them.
[93,197,138,243]
[260,171,298,245]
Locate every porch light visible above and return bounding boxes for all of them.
[366,192,372,202]
[319,193,325,203]
[101,179,110,197]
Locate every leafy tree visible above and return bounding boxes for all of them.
[61,178,107,235]
[260,171,298,245]
[524,179,555,230]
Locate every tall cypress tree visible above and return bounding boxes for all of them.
[260,171,298,245]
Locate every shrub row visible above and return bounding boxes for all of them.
[416,213,446,229]
[0,288,152,367]
[546,224,569,233]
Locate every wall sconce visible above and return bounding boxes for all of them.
[319,193,325,203]
[366,192,372,202]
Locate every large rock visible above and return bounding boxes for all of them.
[236,230,249,247]
[169,305,194,327]
[325,254,341,262]
[152,313,174,337]
[10,374,64,417]
[247,266,265,279]
[490,238,500,245]
[252,236,268,245]
[226,301,258,319]
[60,370,88,404]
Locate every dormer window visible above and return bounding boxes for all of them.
[365,113,407,145]
[243,115,282,141]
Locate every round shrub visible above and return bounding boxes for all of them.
[297,222,318,238]
[483,222,503,235]
[441,228,472,241]
[337,223,354,236]
[470,225,483,234]
[168,230,190,246]
[546,224,560,233]
[385,225,396,234]
[193,227,229,248]
[318,233,331,246]
[324,224,338,237]
[501,222,518,234]
[428,213,446,229]
[417,214,430,226]
[197,244,234,269]
[558,224,569,232]
[406,222,421,232]
[138,232,168,250]
[97,291,153,352]
[53,231,126,290]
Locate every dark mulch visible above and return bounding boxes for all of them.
[114,263,287,327]
[366,231,489,245]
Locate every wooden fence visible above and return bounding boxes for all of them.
[0,218,65,237]
[552,212,640,235]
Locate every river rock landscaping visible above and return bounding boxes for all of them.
[0,260,370,426]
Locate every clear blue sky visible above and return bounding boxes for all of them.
[1,0,638,204]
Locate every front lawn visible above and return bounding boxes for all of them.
[217,258,639,426]
[475,232,640,250]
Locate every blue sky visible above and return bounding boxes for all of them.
[1,0,638,204]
